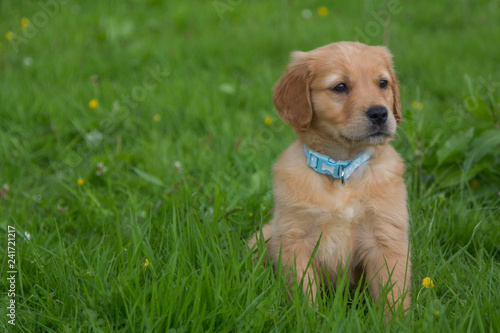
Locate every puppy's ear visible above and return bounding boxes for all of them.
[272,51,313,131]
[377,46,402,124]
[390,71,402,124]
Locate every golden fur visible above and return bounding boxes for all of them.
[247,41,411,317]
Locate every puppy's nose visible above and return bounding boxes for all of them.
[366,105,388,125]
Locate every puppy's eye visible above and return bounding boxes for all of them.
[331,83,348,93]
[379,80,388,89]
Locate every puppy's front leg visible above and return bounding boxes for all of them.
[278,234,320,304]
[362,232,411,317]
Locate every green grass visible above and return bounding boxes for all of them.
[1,0,499,331]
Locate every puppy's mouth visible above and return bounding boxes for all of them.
[366,131,389,139]
[342,130,392,144]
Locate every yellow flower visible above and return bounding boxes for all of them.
[153,114,161,122]
[264,116,272,125]
[21,18,30,29]
[317,6,329,16]
[77,178,85,186]
[89,98,99,109]
[412,101,424,110]
[5,31,14,41]
[142,258,150,268]
[439,194,445,201]
[422,277,434,289]
[249,212,254,217]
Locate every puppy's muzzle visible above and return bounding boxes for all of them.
[366,105,388,126]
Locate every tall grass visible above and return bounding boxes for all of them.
[1,0,499,331]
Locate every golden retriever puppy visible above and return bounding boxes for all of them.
[248,41,411,317]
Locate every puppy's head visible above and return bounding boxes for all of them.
[273,42,401,148]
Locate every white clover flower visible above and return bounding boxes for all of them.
[301,9,312,19]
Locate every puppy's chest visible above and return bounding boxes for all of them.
[309,182,368,261]
[316,181,365,224]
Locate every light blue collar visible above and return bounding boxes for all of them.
[304,145,373,184]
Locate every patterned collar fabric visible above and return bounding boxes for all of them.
[303,145,373,183]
